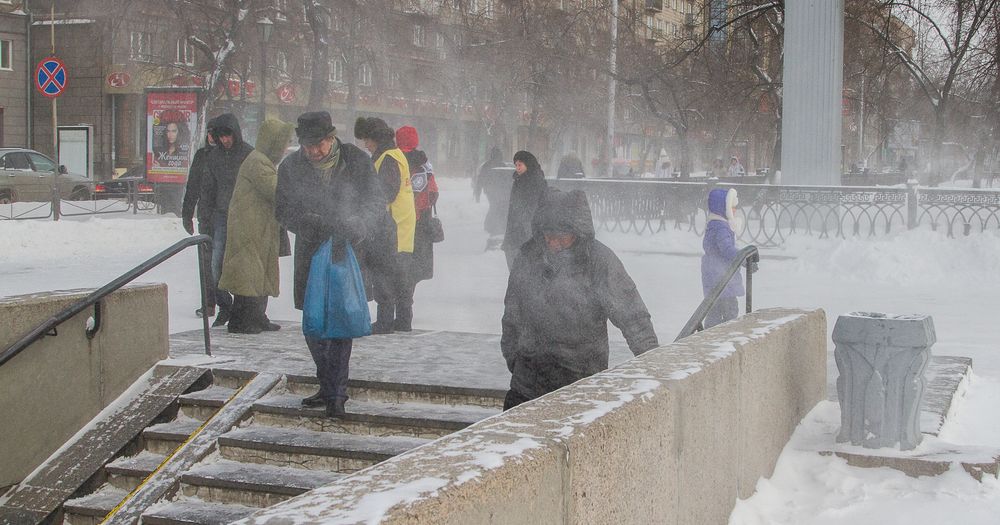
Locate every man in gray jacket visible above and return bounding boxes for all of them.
[501,188,659,410]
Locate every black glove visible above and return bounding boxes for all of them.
[182,217,195,235]
[747,261,759,274]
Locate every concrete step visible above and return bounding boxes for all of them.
[105,451,166,491]
[178,385,237,420]
[62,487,127,525]
[252,393,500,438]
[178,459,343,507]
[285,374,506,409]
[218,426,430,473]
[142,499,258,525]
[208,370,256,390]
[143,418,203,454]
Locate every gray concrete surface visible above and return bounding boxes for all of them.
[0,284,169,489]
[233,308,827,525]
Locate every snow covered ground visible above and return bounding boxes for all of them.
[3,176,1000,523]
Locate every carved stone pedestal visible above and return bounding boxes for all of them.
[833,312,935,450]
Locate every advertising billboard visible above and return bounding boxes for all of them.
[146,91,198,183]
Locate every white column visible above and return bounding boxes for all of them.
[781,0,845,186]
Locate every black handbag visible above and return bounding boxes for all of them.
[427,205,444,243]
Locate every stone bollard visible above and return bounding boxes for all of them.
[833,312,935,450]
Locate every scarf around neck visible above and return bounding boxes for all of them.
[310,134,341,175]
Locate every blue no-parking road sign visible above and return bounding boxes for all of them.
[35,57,67,98]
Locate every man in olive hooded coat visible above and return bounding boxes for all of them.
[219,119,294,333]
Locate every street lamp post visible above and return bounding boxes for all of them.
[257,17,273,128]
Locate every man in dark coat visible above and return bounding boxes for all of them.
[275,111,386,418]
[502,150,548,270]
[199,113,254,326]
[475,146,511,248]
[501,188,659,410]
[181,122,216,318]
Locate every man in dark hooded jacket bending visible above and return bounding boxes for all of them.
[500,188,659,410]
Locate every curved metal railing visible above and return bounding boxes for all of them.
[675,245,759,341]
[0,235,213,367]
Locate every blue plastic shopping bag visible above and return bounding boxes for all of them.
[302,238,372,339]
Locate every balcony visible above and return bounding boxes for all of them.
[646,0,663,12]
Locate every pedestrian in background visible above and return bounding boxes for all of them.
[395,125,439,331]
[503,151,548,270]
[354,117,416,334]
[556,152,585,179]
[275,111,385,417]
[200,114,254,327]
[475,146,509,250]
[218,119,294,334]
[502,150,547,270]
[701,188,745,328]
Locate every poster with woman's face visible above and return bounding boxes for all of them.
[147,91,198,183]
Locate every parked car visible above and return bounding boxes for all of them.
[94,165,155,202]
[0,148,91,203]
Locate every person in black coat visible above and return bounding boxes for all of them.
[275,111,386,418]
[476,146,511,247]
[181,125,216,318]
[354,117,415,334]
[199,113,254,326]
[501,188,659,410]
[502,150,548,270]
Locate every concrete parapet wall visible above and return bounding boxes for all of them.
[239,308,827,525]
[0,284,169,488]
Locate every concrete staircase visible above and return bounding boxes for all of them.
[59,370,503,525]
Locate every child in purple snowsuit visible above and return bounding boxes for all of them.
[701,188,744,328]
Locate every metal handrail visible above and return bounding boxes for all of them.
[675,245,760,341]
[0,235,214,367]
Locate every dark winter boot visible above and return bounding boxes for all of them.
[393,304,413,332]
[212,307,231,327]
[371,303,395,334]
[301,391,325,408]
[325,397,348,418]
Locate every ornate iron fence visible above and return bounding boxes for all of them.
[552,179,1000,247]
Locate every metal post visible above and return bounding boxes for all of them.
[745,263,753,313]
[906,179,919,229]
[605,0,618,179]
[50,5,60,221]
[258,37,267,126]
[858,76,865,168]
[197,241,213,357]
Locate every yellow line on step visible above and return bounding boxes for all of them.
[98,378,250,524]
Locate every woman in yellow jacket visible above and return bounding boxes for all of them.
[354,117,416,333]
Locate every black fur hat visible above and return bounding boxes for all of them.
[354,116,395,144]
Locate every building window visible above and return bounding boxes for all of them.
[175,38,194,66]
[303,59,312,79]
[413,24,425,47]
[130,31,151,61]
[0,40,11,71]
[275,51,288,74]
[359,62,372,87]
[329,59,343,83]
